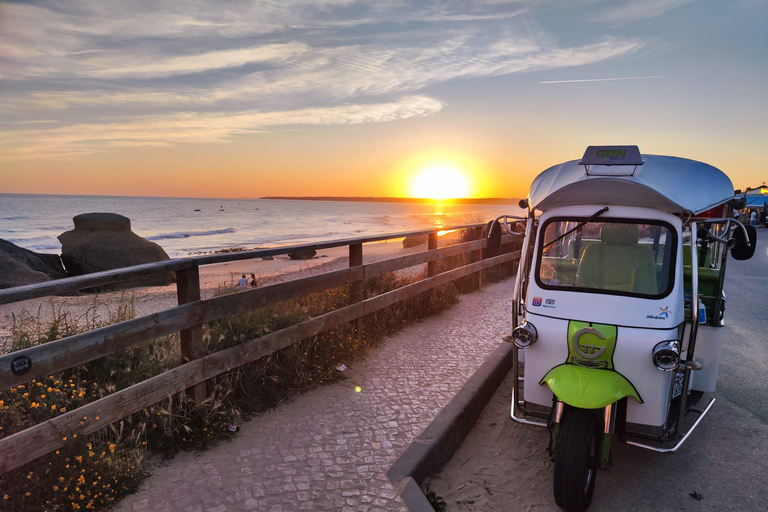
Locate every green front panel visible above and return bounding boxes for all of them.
[540,321,642,409]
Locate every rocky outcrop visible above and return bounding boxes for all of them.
[0,239,67,289]
[288,249,316,260]
[58,213,174,288]
[402,235,428,248]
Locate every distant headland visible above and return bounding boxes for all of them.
[260,196,521,205]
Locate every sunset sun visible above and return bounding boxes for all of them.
[410,164,470,200]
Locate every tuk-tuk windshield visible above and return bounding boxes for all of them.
[536,218,676,298]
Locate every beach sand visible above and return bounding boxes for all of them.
[0,238,439,347]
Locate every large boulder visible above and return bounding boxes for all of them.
[0,238,67,289]
[402,234,428,248]
[58,213,174,288]
[288,249,316,260]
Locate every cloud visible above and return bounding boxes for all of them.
[0,0,646,160]
[12,37,642,111]
[0,95,444,161]
[541,75,666,84]
[594,0,694,23]
[90,43,308,79]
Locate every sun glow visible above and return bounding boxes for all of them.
[410,164,470,200]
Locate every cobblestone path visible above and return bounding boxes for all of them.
[117,280,512,512]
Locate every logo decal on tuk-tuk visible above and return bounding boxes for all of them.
[568,322,616,369]
[540,320,643,407]
[646,306,671,320]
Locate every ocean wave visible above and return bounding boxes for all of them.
[2,216,30,221]
[147,228,236,241]
[6,235,59,245]
[26,243,61,251]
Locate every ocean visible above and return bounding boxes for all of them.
[0,194,517,258]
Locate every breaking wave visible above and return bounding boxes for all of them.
[147,228,236,241]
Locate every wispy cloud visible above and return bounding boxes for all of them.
[541,75,666,84]
[0,96,444,161]
[594,0,694,23]
[0,0,646,160]
[91,43,308,79]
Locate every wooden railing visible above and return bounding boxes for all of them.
[0,224,519,474]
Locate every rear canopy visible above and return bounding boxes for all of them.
[529,149,734,215]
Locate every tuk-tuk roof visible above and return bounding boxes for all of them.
[528,154,734,215]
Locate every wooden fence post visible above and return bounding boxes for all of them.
[472,226,484,290]
[427,232,438,278]
[349,243,364,338]
[176,265,207,402]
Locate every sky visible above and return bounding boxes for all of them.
[0,0,766,199]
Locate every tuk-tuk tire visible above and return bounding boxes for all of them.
[553,408,599,512]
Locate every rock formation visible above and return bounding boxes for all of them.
[402,234,428,248]
[58,213,174,288]
[287,249,316,260]
[0,239,67,289]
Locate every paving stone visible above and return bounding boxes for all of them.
[115,281,511,512]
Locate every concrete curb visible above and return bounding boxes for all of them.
[387,340,516,510]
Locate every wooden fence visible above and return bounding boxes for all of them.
[0,224,519,474]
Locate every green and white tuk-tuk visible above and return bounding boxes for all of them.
[487,146,757,512]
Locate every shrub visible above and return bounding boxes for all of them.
[0,258,506,510]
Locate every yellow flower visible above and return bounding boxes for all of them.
[51,404,57,410]
[108,443,116,453]
[75,456,82,462]
[30,402,39,408]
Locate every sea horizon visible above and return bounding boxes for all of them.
[1,192,519,204]
[0,193,518,259]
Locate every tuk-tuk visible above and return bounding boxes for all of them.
[487,146,757,512]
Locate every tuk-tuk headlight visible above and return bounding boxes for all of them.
[509,322,538,349]
[652,341,680,372]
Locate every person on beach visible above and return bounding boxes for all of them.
[249,273,258,288]
[733,209,740,221]
[759,210,766,228]
[237,274,248,287]
[750,210,757,226]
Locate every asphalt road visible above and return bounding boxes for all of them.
[432,230,768,511]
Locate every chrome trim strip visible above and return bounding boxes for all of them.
[677,221,699,440]
[510,345,548,427]
[512,213,535,330]
[626,398,715,453]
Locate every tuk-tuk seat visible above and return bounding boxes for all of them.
[576,224,658,294]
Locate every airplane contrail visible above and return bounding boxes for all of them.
[541,75,666,84]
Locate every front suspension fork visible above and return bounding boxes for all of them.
[550,401,616,470]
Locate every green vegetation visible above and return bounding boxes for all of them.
[0,247,514,511]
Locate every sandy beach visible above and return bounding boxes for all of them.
[0,238,435,347]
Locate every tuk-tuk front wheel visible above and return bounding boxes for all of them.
[553,407,599,512]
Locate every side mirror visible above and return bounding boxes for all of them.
[731,224,757,260]
[486,219,502,250]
